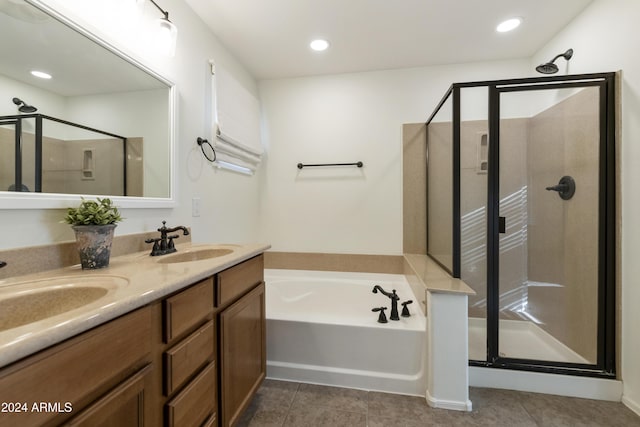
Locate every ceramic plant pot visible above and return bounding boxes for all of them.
[72,224,117,269]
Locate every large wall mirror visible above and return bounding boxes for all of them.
[0,0,175,208]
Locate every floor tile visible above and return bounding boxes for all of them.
[236,380,300,427]
[284,405,367,427]
[293,383,369,414]
[238,381,640,427]
[519,391,640,427]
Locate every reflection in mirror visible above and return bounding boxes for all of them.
[0,0,173,202]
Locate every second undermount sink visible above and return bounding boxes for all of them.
[156,247,235,264]
[0,275,128,332]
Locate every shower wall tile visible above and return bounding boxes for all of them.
[0,128,14,191]
[460,120,489,314]
[402,123,427,255]
[126,137,144,197]
[426,121,453,270]
[527,87,600,363]
[264,251,404,274]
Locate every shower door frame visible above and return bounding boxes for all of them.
[426,72,617,378]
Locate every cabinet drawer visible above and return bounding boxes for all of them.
[165,362,217,427]
[164,320,215,396]
[216,254,263,307]
[0,307,151,427]
[164,278,213,343]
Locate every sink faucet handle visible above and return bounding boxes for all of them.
[145,238,161,255]
[167,234,179,250]
[401,300,413,317]
[372,307,388,323]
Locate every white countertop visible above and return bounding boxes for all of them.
[0,242,270,368]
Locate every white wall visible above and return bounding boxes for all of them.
[258,60,529,254]
[0,0,262,249]
[530,0,640,414]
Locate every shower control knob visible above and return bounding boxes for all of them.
[546,175,576,200]
[401,300,413,317]
[372,307,388,323]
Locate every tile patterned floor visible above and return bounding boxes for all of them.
[237,380,640,427]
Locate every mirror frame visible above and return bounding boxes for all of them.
[0,0,177,209]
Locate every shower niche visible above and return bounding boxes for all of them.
[426,73,616,377]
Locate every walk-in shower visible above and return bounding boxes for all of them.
[426,73,616,377]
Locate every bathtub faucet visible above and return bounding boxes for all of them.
[372,285,400,321]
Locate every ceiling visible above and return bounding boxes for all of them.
[185,0,594,80]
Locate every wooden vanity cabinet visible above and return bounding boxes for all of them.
[0,252,266,427]
[0,306,152,427]
[216,254,266,427]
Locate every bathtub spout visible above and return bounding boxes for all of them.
[372,285,400,321]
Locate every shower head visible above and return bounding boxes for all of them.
[12,97,38,113]
[535,48,574,74]
[535,62,559,74]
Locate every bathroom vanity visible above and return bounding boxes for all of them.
[0,244,268,427]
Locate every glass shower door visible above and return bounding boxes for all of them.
[496,85,602,365]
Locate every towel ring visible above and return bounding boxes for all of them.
[197,137,216,162]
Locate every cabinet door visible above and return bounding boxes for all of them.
[65,364,151,427]
[219,282,265,427]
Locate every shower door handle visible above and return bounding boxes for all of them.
[499,216,506,234]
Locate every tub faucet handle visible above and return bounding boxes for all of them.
[372,307,388,323]
[401,300,413,317]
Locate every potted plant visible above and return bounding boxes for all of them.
[64,197,123,269]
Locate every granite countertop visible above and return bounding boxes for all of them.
[0,242,270,368]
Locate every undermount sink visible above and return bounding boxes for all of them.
[0,275,128,332]
[156,248,234,264]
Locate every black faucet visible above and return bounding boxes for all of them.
[0,261,6,268]
[145,221,190,256]
[372,285,400,321]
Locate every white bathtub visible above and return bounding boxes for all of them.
[265,269,427,396]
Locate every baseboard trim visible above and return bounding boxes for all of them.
[425,389,473,412]
[622,395,640,416]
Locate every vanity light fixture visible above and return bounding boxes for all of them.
[310,39,330,52]
[30,70,51,79]
[148,0,178,56]
[496,17,522,33]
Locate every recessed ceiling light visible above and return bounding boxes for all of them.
[31,70,52,79]
[496,18,522,33]
[310,39,329,52]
